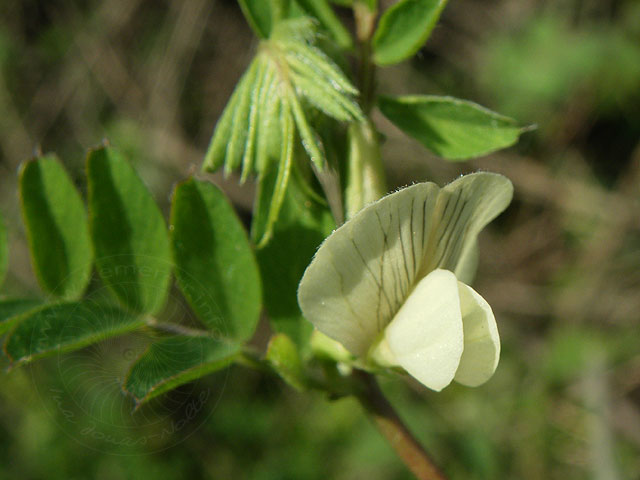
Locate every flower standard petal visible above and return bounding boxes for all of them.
[453,282,500,387]
[384,269,464,391]
[298,182,440,355]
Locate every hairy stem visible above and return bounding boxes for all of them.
[346,2,387,217]
[345,120,387,217]
[354,371,448,480]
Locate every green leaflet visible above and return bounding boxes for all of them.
[378,95,528,160]
[241,60,274,182]
[251,164,279,247]
[289,70,360,122]
[281,40,358,95]
[0,299,41,336]
[373,0,448,66]
[123,336,239,406]
[225,59,262,176]
[202,60,256,174]
[288,90,327,170]
[3,301,144,365]
[260,98,296,248]
[256,73,282,174]
[266,333,307,391]
[298,172,513,355]
[87,147,172,314]
[0,212,7,288]
[171,179,262,341]
[19,155,93,300]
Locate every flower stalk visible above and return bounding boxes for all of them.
[353,370,447,480]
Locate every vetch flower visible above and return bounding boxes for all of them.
[297,172,513,391]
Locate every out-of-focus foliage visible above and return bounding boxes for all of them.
[479,8,640,128]
[476,1,640,187]
[0,212,8,287]
[0,1,639,479]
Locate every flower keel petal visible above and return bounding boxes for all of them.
[384,269,464,391]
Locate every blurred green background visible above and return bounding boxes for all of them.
[1,0,639,478]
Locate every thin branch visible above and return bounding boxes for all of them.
[353,371,447,480]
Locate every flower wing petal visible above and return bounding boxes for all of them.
[453,281,500,387]
[384,269,464,391]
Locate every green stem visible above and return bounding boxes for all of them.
[327,7,439,477]
[353,371,448,480]
[345,120,387,217]
[354,1,377,114]
[345,2,387,217]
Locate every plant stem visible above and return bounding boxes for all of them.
[354,1,377,114]
[345,2,387,217]
[354,371,448,480]
[345,120,387,218]
[347,8,443,477]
